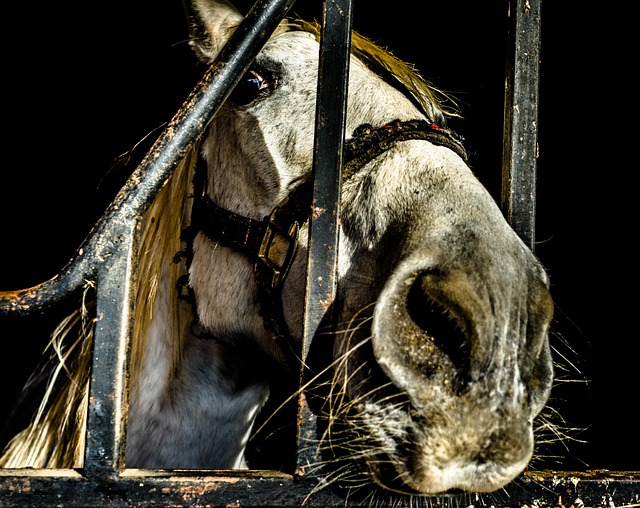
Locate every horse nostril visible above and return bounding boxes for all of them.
[406,271,471,393]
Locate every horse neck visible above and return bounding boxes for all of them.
[127,265,270,469]
[126,325,270,468]
[124,148,271,469]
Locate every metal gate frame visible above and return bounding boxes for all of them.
[1,0,638,506]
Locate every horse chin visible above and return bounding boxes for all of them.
[344,386,535,495]
[401,458,532,495]
[367,447,532,495]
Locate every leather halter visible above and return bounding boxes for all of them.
[188,119,466,365]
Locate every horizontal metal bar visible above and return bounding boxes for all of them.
[0,469,638,507]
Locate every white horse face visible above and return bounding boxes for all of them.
[187,0,554,495]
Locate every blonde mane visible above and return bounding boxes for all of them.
[130,147,197,395]
[0,147,198,468]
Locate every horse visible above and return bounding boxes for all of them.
[0,0,554,496]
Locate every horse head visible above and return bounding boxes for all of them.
[185,0,554,495]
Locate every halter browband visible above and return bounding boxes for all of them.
[187,119,466,366]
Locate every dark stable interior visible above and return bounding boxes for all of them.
[0,0,635,473]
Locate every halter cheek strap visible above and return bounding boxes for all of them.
[186,119,467,367]
[190,177,312,290]
[189,176,311,367]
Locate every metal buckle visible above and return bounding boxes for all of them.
[258,208,299,289]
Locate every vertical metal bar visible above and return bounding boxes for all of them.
[297,0,353,474]
[501,0,542,250]
[83,230,136,476]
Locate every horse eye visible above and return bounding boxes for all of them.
[229,69,272,106]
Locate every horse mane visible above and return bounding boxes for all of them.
[0,146,198,468]
[290,20,460,123]
[129,147,197,395]
[0,17,456,469]
[0,294,94,467]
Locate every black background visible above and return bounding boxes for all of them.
[0,1,636,471]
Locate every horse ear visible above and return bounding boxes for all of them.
[184,0,244,62]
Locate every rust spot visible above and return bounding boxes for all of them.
[160,477,243,501]
[297,391,307,411]
[167,476,241,485]
[311,206,326,219]
[319,298,332,313]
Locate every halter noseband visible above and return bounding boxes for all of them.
[187,119,466,366]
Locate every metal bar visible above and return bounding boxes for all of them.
[82,228,137,477]
[501,0,541,250]
[297,0,353,475]
[1,469,638,507]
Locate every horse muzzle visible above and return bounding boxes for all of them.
[365,249,554,493]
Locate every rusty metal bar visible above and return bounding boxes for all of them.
[501,0,541,249]
[82,227,137,477]
[297,0,354,475]
[0,469,638,507]
[302,1,353,348]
